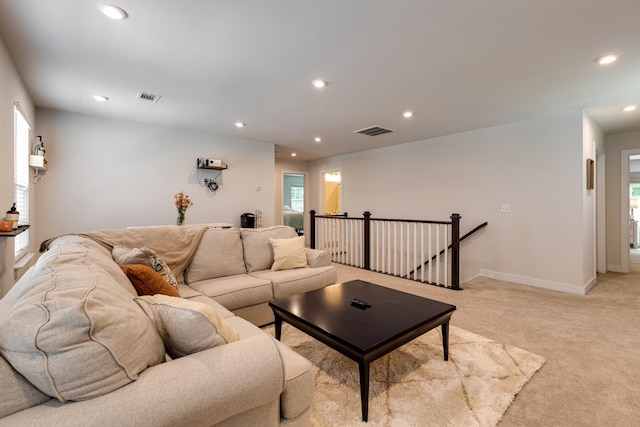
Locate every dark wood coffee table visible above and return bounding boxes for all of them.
[269,279,456,422]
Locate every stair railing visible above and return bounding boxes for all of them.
[310,211,485,290]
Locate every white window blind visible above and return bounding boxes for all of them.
[14,104,30,259]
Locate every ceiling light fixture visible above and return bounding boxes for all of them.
[595,54,618,65]
[234,122,246,128]
[403,111,414,118]
[312,79,328,88]
[92,95,109,102]
[97,3,128,20]
[291,153,297,157]
[314,137,322,142]
[622,105,637,112]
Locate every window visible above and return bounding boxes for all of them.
[14,104,30,259]
[290,185,304,212]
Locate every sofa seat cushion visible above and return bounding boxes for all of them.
[185,295,236,319]
[0,355,50,418]
[0,241,166,402]
[226,317,314,419]
[240,226,298,272]
[188,274,273,310]
[249,266,338,299]
[186,228,247,282]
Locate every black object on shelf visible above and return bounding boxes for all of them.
[241,213,255,228]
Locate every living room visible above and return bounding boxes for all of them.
[0,1,639,425]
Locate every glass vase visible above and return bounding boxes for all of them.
[177,211,185,226]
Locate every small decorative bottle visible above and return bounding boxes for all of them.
[5,203,19,229]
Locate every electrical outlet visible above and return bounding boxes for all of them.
[500,204,511,213]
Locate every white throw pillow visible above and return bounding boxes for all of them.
[270,236,309,271]
[134,295,240,359]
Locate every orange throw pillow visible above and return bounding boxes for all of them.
[120,264,181,297]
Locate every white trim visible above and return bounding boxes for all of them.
[608,264,622,273]
[480,269,588,295]
[596,154,606,273]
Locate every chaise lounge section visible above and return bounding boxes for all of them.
[0,224,336,426]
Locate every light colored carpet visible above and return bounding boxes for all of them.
[266,323,544,426]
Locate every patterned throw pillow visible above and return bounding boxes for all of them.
[112,246,179,289]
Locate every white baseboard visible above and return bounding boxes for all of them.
[607,265,622,273]
[480,270,588,295]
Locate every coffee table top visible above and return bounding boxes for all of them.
[269,279,456,354]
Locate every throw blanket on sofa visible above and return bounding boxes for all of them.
[40,226,207,278]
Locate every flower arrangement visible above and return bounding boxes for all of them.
[174,191,194,226]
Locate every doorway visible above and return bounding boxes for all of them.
[620,150,640,272]
[282,173,306,235]
[322,170,342,214]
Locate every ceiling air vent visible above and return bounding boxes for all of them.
[136,91,161,103]
[353,125,396,136]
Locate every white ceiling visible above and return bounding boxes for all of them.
[0,0,639,161]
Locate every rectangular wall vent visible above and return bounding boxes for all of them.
[136,91,161,103]
[353,125,396,136]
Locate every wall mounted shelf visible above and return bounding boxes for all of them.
[196,160,228,170]
[0,225,30,237]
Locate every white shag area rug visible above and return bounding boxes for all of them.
[265,324,545,427]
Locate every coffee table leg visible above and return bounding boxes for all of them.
[441,322,449,361]
[358,362,370,422]
[274,315,282,340]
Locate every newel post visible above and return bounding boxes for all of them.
[363,211,371,270]
[309,210,316,249]
[450,213,461,290]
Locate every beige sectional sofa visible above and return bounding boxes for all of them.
[0,225,337,426]
[183,225,337,326]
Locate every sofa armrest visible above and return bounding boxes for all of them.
[2,334,285,427]
[305,248,331,268]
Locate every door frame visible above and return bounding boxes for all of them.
[319,168,343,215]
[280,170,308,234]
[620,149,640,273]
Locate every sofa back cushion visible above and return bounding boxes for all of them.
[0,240,165,402]
[186,228,246,282]
[240,226,298,272]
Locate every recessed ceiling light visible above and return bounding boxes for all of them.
[314,137,322,142]
[312,79,328,88]
[97,3,128,20]
[291,153,297,157]
[595,54,618,65]
[92,95,109,102]
[622,105,637,112]
[403,111,414,118]
[234,122,246,128]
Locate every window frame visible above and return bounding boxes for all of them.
[14,103,30,260]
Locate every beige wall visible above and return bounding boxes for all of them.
[34,109,277,245]
[310,111,593,294]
